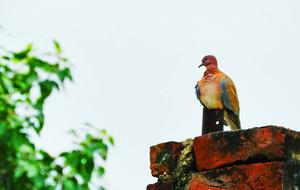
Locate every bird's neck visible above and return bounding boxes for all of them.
[204,67,219,76]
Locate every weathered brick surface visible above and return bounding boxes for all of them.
[193,126,287,171]
[150,141,183,177]
[147,126,300,189]
[187,162,283,190]
[146,181,174,190]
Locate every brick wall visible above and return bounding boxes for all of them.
[147,126,300,190]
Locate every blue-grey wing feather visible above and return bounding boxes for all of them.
[221,79,239,115]
[221,80,232,111]
[195,83,200,100]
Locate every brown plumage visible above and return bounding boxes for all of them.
[195,55,241,130]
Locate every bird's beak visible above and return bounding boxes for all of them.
[198,63,204,68]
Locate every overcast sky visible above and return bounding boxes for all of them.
[1,0,300,189]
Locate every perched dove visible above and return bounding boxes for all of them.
[195,55,241,130]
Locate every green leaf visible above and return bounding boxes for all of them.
[54,165,63,175]
[99,143,108,160]
[0,122,7,137]
[12,69,38,94]
[58,68,73,82]
[33,176,44,189]
[13,44,32,60]
[28,57,60,73]
[35,113,44,134]
[19,160,38,178]
[39,150,54,163]
[100,129,107,135]
[38,80,59,103]
[2,55,10,60]
[26,69,38,84]
[53,40,62,54]
[19,144,34,153]
[108,136,114,146]
[14,165,25,179]
[79,157,94,182]
[11,131,26,148]
[62,150,81,170]
[2,75,14,93]
[62,177,78,190]
[97,166,105,177]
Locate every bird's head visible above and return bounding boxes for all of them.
[199,55,218,69]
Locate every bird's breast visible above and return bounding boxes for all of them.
[199,79,224,110]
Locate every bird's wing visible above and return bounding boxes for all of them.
[221,77,240,116]
[221,76,241,129]
[195,82,200,100]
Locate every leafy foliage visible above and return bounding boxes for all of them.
[0,42,113,189]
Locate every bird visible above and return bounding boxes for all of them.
[195,55,241,130]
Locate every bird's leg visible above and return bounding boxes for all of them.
[215,109,226,126]
[215,109,221,125]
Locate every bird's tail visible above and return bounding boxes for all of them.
[224,110,241,130]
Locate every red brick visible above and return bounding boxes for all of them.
[193,126,286,171]
[147,126,300,190]
[150,141,183,177]
[147,181,174,190]
[187,162,283,190]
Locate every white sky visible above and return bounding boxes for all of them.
[1,0,300,189]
